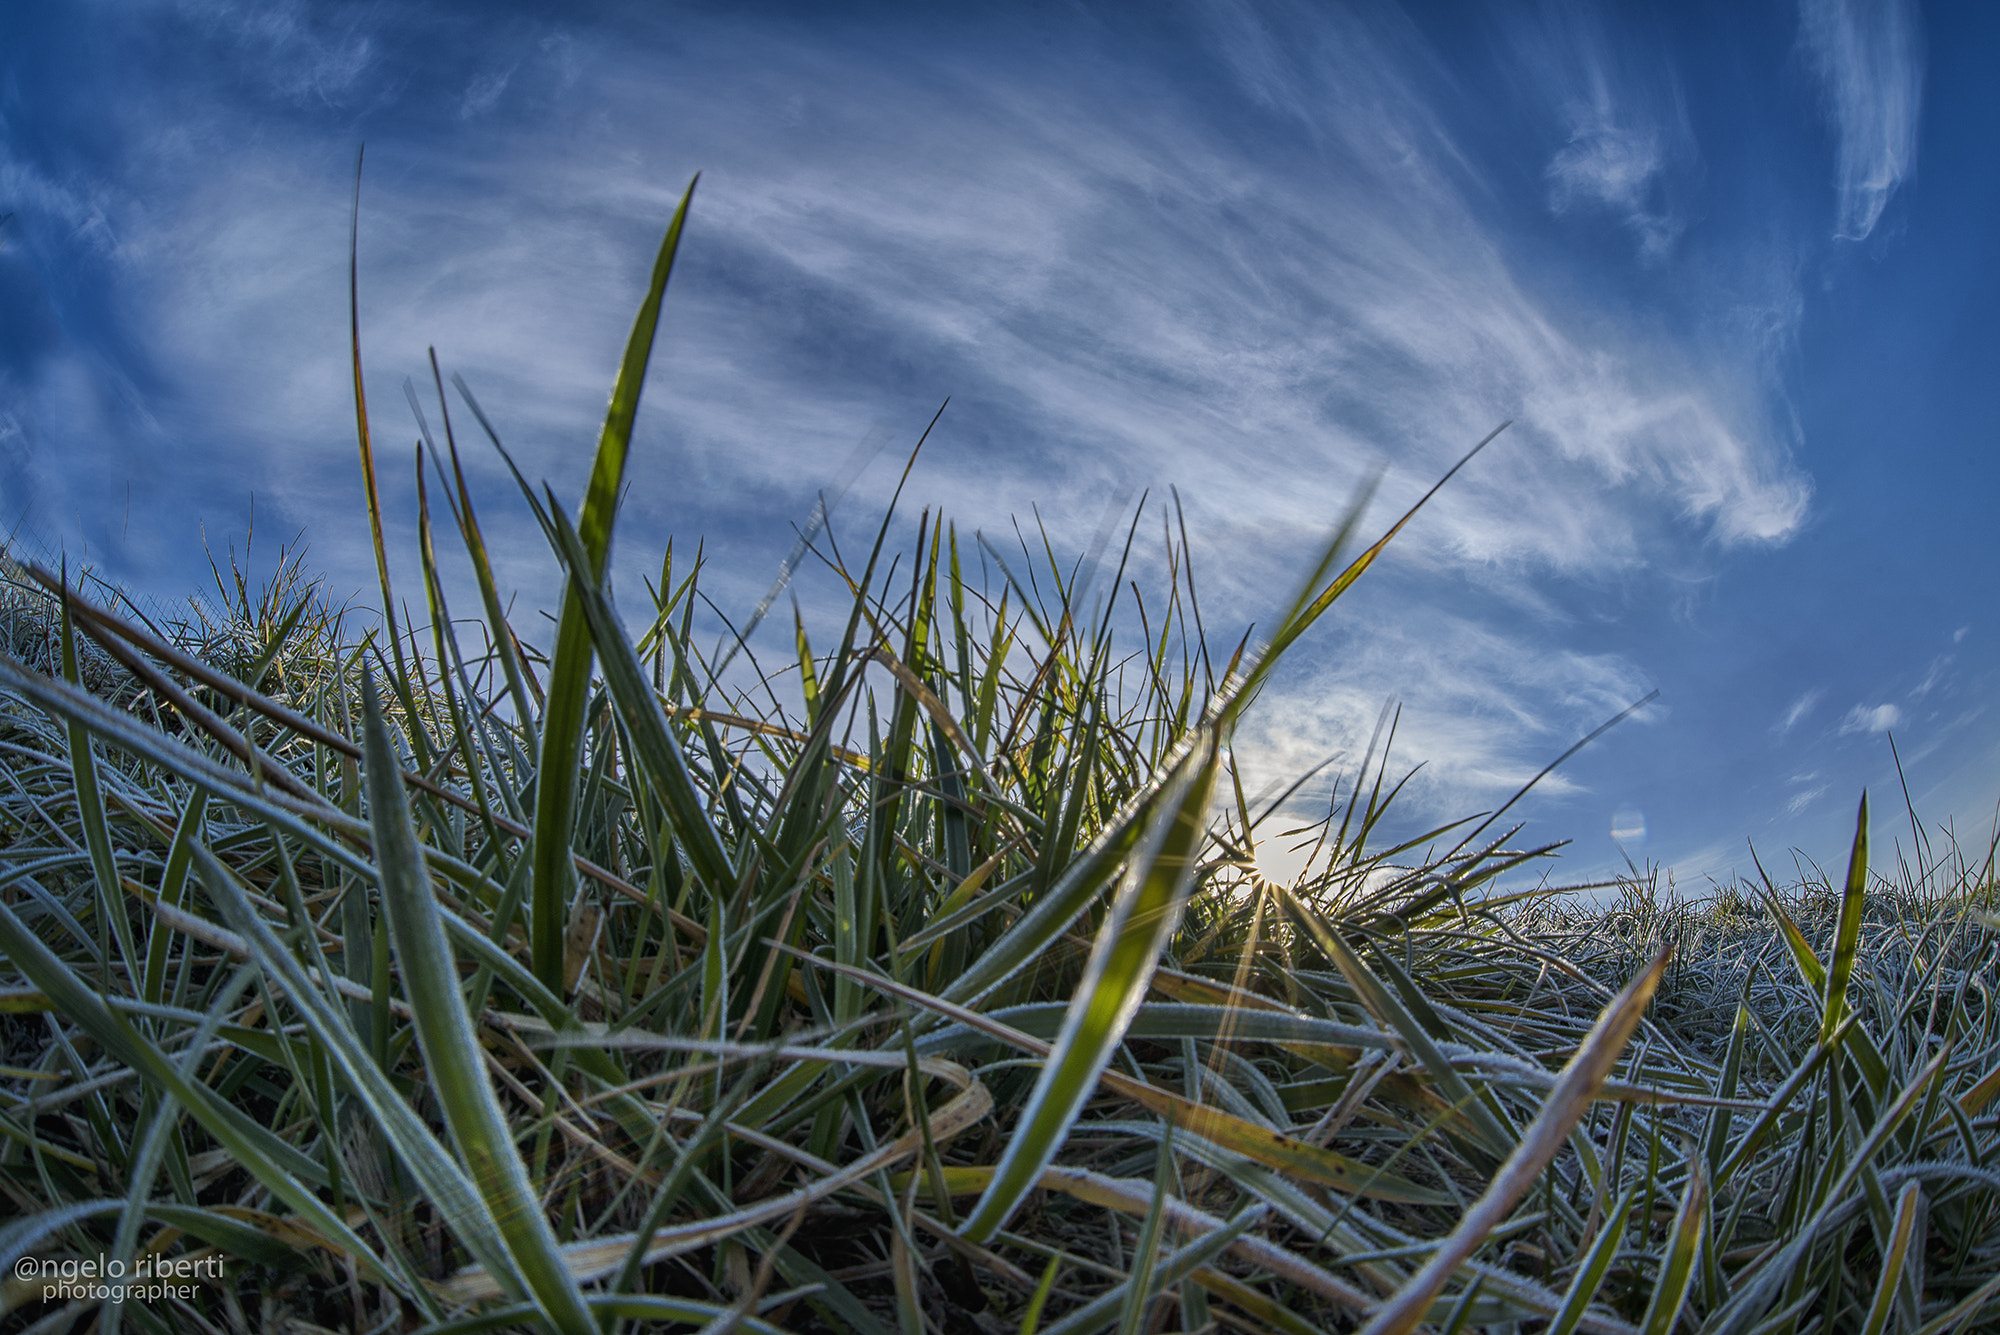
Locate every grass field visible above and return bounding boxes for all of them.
[2,186,1998,1335]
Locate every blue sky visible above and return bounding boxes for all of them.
[2,0,1992,889]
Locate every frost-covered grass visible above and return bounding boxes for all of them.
[2,184,1997,1335]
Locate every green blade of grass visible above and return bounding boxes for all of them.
[1115,1125,1176,1335]
[1860,1179,1924,1335]
[1016,1253,1062,1335]
[543,499,737,899]
[1233,424,1507,715]
[959,729,1222,1243]
[143,788,207,1008]
[56,583,142,993]
[1825,792,1870,1045]
[426,349,539,736]
[345,147,425,774]
[1637,1157,1707,1335]
[360,670,598,1335]
[1549,1188,1636,1335]
[530,176,698,992]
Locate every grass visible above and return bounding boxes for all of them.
[2,186,1999,1335]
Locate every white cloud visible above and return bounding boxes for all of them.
[1910,654,1950,698]
[1798,0,1925,241]
[44,6,1807,620]
[1839,702,1902,734]
[1548,124,1676,254]
[1785,785,1827,816]
[459,66,516,121]
[1535,26,1696,263]
[665,21,1808,574]
[1775,687,1823,736]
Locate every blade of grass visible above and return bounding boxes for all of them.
[1860,1180,1924,1335]
[530,176,698,992]
[544,499,737,898]
[345,153,433,781]
[1114,1126,1176,1335]
[1549,1188,1636,1335]
[1637,1157,1707,1335]
[1354,945,1670,1335]
[360,669,597,1335]
[1016,1253,1062,1335]
[1825,793,1870,1045]
[958,728,1219,1242]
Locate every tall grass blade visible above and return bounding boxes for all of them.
[530,176,698,991]
[1825,792,1870,1044]
[544,500,737,898]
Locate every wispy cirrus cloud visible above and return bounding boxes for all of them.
[1785,785,1827,816]
[1839,702,1902,734]
[1797,0,1925,241]
[458,65,515,120]
[1547,118,1684,261]
[1,0,1829,865]
[1775,687,1824,736]
[1524,6,1698,263]
[1909,652,1951,698]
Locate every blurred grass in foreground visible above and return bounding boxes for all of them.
[1,185,1998,1335]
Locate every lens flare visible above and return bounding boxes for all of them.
[1610,805,1647,845]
